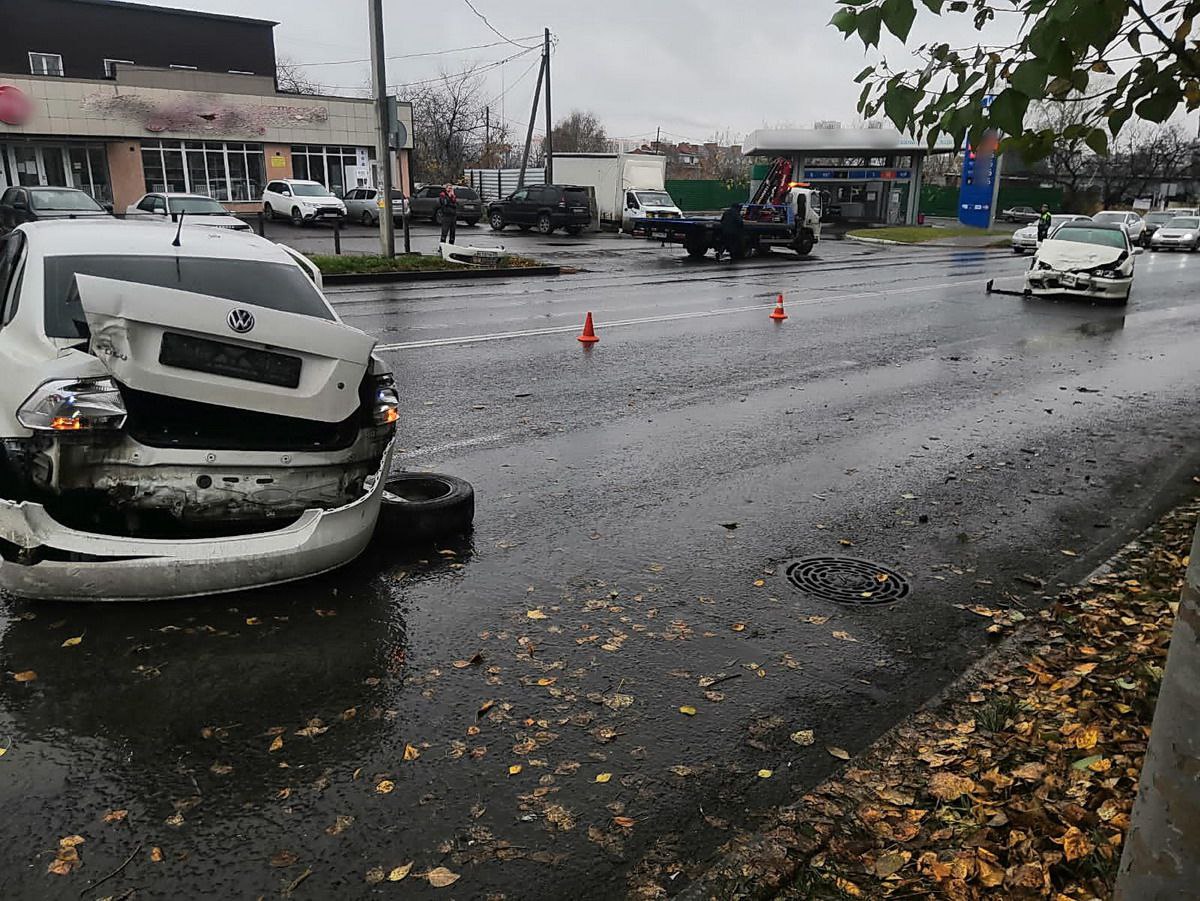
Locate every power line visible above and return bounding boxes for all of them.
[462,0,538,50]
[298,36,542,68]
[388,47,536,92]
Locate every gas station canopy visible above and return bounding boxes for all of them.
[741,127,958,156]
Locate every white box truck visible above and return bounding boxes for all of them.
[552,152,682,233]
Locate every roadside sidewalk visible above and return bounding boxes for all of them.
[680,495,1197,901]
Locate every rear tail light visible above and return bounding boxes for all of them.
[369,373,399,426]
[18,377,127,432]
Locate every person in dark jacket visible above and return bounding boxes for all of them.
[438,184,458,244]
[1036,203,1052,242]
[715,203,744,262]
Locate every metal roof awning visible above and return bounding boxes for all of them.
[742,128,958,156]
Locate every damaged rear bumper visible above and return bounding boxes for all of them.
[0,441,394,602]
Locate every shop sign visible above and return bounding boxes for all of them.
[0,85,33,126]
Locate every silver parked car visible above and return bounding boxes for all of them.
[342,187,410,226]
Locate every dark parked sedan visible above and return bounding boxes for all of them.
[488,184,591,235]
[0,186,110,233]
[409,185,482,226]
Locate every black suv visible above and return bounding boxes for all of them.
[409,184,482,226]
[488,185,591,235]
[0,186,111,233]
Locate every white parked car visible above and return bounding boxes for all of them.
[1149,215,1200,251]
[262,179,347,225]
[1025,221,1141,304]
[0,220,399,601]
[125,192,251,231]
[1091,210,1145,244]
[1011,214,1091,253]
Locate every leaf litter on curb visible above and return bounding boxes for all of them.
[670,500,1197,901]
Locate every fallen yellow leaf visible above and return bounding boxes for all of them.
[679,705,697,716]
[12,670,36,683]
[1058,825,1093,862]
[1061,548,1078,557]
[613,815,636,828]
[61,635,83,648]
[536,677,557,686]
[508,764,522,776]
[375,779,395,794]
[731,623,746,632]
[753,579,765,587]
[790,730,815,746]
[827,746,850,760]
[268,735,284,753]
[388,862,413,881]
[929,771,978,800]
[403,743,420,762]
[245,616,262,625]
[832,631,858,642]
[425,866,460,888]
[1074,662,1098,676]
[150,846,164,862]
[594,772,613,783]
[103,809,128,824]
[526,609,548,619]
[757,769,773,779]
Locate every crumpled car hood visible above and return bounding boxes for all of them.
[1035,239,1126,271]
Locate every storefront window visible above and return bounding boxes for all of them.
[3,143,109,201]
[142,140,265,201]
[289,145,370,193]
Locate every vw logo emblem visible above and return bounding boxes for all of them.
[227,309,255,334]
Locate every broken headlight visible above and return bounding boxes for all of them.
[17,377,127,431]
[1092,268,1124,279]
[370,374,400,426]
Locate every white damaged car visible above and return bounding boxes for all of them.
[0,220,403,601]
[1024,221,1141,305]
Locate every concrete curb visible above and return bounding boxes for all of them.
[321,265,562,286]
[845,233,1008,250]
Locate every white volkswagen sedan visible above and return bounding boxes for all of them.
[1024,221,1141,304]
[125,193,251,231]
[0,221,398,601]
[1011,214,1091,253]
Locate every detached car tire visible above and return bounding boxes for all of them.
[376,472,475,543]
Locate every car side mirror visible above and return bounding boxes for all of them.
[12,200,28,211]
[1133,246,1145,255]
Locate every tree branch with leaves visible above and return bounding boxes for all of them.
[830,0,1199,159]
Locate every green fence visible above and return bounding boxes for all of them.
[666,180,750,212]
[920,183,1065,218]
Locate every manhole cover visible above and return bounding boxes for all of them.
[785,557,909,606]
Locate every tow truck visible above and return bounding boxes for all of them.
[632,158,821,260]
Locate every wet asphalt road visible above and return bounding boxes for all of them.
[2,237,1199,900]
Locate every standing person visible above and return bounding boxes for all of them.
[1036,203,1052,243]
[715,203,744,262]
[438,184,458,245]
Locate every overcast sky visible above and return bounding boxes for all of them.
[126,0,1196,144]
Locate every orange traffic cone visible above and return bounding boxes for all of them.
[578,311,600,344]
[769,294,788,320]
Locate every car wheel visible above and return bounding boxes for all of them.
[360,210,374,226]
[264,202,274,220]
[685,235,709,259]
[794,232,814,257]
[536,213,554,234]
[290,206,304,227]
[375,472,475,543]
[565,225,583,236]
[490,212,505,230]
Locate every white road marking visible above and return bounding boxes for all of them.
[374,274,1017,351]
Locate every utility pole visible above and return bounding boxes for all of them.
[484,106,490,168]
[543,27,553,184]
[517,51,545,189]
[655,126,661,154]
[368,0,395,257]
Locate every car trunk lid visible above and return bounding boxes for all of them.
[75,273,374,423]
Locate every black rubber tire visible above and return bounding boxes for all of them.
[376,472,475,543]
[794,232,815,257]
[290,206,304,227]
[536,213,554,234]
[360,210,373,226]
[685,235,709,259]
[264,202,274,221]
[490,212,505,231]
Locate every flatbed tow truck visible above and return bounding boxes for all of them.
[632,157,822,260]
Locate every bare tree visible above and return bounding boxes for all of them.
[275,56,319,95]
[700,130,748,182]
[399,67,491,184]
[546,110,609,153]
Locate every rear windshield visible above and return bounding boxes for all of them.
[43,254,334,339]
[30,189,104,212]
[1145,212,1174,224]
[1092,212,1128,224]
[562,188,590,204]
[455,187,478,200]
[171,197,227,215]
[1052,227,1128,250]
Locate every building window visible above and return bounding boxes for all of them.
[142,141,265,202]
[289,145,372,196]
[103,59,134,78]
[29,52,64,76]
